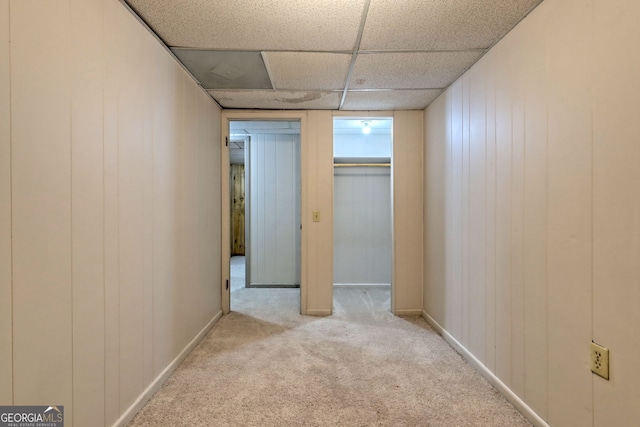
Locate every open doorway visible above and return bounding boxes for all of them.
[333,117,393,314]
[228,120,301,310]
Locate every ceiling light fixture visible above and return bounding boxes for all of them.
[362,121,371,135]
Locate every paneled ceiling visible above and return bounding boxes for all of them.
[123,0,542,111]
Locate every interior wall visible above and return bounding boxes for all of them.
[423,0,640,426]
[0,0,11,407]
[248,133,300,286]
[392,111,424,315]
[2,1,222,427]
[220,110,423,316]
[304,111,335,315]
[334,133,391,158]
[333,167,391,284]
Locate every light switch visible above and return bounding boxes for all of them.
[313,210,320,222]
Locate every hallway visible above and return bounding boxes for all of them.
[128,285,531,426]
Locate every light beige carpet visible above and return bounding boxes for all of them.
[128,285,532,426]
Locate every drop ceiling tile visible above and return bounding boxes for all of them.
[350,51,483,89]
[126,0,366,51]
[172,49,272,89]
[263,52,351,90]
[342,90,443,111]
[209,90,341,110]
[361,0,542,50]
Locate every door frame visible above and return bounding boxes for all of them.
[221,111,308,314]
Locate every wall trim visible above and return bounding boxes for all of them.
[395,309,423,316]
[113,310,223,427]
[334,283,391,287]
[305,309,332,317]
[422,311,551,427]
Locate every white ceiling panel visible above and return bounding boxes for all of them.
[209,90,341,110]
[172,49,272,89]
[342,90,443,111]
[350,52,483,89]
[126,0,367,51]
[264,52,351,90]
[123,0,544,110]
[360,0,542,50]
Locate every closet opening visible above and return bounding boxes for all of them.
[332,117,393,314]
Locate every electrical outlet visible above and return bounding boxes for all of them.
[591,341,609,380]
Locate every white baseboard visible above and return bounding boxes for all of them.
[421,311,550,427]
[113,310,223,427]
[333,283,391,287]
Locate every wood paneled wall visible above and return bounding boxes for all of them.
[1,1,222,426]
[423,0,640,426]
[231,164,245,256]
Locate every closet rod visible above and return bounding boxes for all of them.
[333,163,391,168]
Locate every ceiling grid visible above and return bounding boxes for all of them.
[124,0,543,110]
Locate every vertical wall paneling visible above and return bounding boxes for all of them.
[483,49,497,374]
[103,0,122,422]
[509,28,526,399]
[152,49,176,378]
[249,133,300,286]
[423,97,446,322]
[117,10,146,411]
[333,167,391,284]
[179,76,196,342]
[0,0,11,405]
[70,0,105,424]
[139,32,155,390]
[461,74,471,347]
[592,1,640,425]
[6,1,222,424]
[424,0,640,425]
[448,81,463,337]
[391,110,423,315]
[468,61,487,362]
[493,36,513,387]
[545,0,593,425]
[11,0,73,410]
[196,89,214,324]
[520,7,549,418]
[441,91,457,334]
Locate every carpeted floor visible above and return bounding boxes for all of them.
[128,279,532,426]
